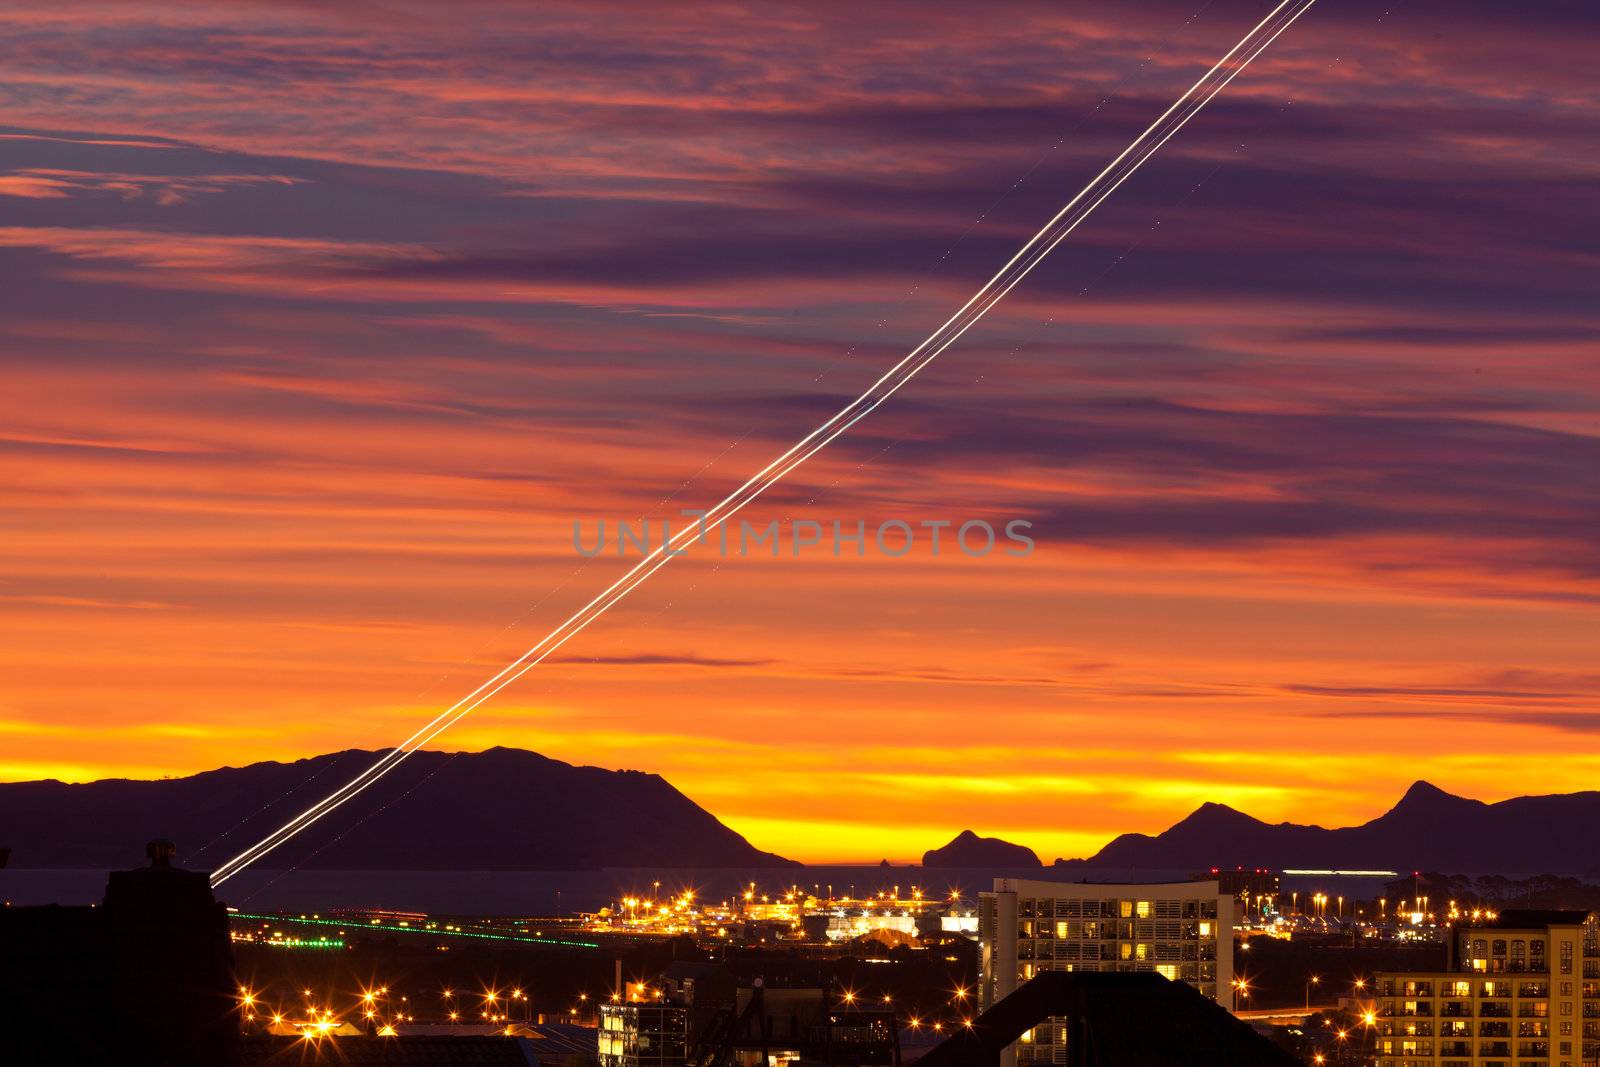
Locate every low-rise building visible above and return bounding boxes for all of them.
[1374,909,1600,1067]
[599,1001,689,1067]
[978,878,1232,1066]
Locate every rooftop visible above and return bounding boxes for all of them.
[1481,909,1593,929]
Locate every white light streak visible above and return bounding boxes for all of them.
[210,0,1319,888]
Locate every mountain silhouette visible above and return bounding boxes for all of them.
[0,747,795,871]
[1062,781,1600,875]
[923,829,1042,868]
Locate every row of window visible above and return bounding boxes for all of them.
[1386,1006,1558,1029]
[1379,1039,1572,1058]
[1380,978,1582,998]
[1017,960,1218,983]
[1021,940,1199,961]
[1379,1051,1600,1067]
[1017,919,1215,940]
[1380,1060,1573,1067]
[1015,898,1218,920]
[1386,1020,1568,1036]
[1379,1060,1573,1067]
[1020,943,1200,964]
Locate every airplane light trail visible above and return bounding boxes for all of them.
[209,0,1320,888]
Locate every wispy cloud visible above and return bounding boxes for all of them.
[0,0,1595,861]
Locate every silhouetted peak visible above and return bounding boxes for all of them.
[1390,780,1473,816]
[0,746,797,870]
[1172,801,1259,830]
[923,829,1041,868]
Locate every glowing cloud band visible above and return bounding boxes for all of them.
[210,0,1319,888]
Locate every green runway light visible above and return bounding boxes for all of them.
[263,936,344,949]
[232,911,600,950]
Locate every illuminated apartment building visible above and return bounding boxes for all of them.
[599,1000,690,1067]
[978,878,1233,1066]
[1375,909,1600,1067]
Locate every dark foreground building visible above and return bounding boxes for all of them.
[0,840,239,1067]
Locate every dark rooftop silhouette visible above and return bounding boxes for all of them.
[0,840,238,1067]
[915,971,1298,1067]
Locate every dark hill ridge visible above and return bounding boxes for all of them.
[0,747,795,871]
[1059,781,1600,875]
[924,829,1041,868]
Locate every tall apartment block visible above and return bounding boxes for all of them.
[979,878,1233,1066]
[1375,910,1600,1067]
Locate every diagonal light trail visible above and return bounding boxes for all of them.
[209,0,1319,889]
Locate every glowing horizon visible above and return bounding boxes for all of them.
[1,1,1597,868]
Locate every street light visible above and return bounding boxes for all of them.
[1305,975,1320,1012]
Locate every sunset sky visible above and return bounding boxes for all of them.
[2,0,1597,864]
